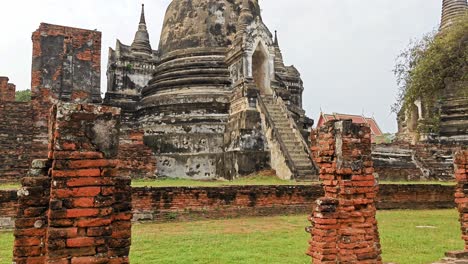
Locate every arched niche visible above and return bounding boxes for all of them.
[408,103,420,132]
[251,42,272,95]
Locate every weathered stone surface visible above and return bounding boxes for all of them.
[441,0,468,30]
[373,141,455,181]
[102,0,315,179]
[158,0,261,53]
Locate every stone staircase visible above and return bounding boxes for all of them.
[260,95,316,181]
[412,144,454,181]
[440,97,468,142]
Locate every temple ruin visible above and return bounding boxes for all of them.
[372,0,468,182]
[104,0,316,180]
[0,0,317,182]
[397,0,468,144]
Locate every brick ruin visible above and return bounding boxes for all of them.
[372,0,467,182]
[0,22,157,183]
[454,150,468,249]
[0,76,16,101]
[397,0,467,144]
[103,0,316,180]
[431,149,468,264]
[307,120,382,263]
[1,0,318,183]
[1,0,466,185]
[13,102,132,264]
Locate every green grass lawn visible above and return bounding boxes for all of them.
[131,175,308,188]
[0,177,456,190]
[0,209,462,264]
[0,183,20,190]
[379,181,456,186]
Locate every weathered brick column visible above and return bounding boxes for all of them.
[13,102,132,264]
[307,120,382,263]
[455,150,468,249]
[0,76,16,102]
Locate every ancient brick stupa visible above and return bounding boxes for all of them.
[397,0,468,144]
[105,1,316,180]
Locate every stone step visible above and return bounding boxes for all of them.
[269,114,284,118]
[275,126,294,131]
[439,119,468,127]
[278,129,294,134]
[290,151,309,157]
[293,160,312,166]
[282,136,298,141]
[440,114,468,122]
[267,109,282,113]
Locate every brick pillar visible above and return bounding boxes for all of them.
[0,76,16,102]
[13,102,132,264]
[307,120,382,263]
[30,23,102,163]
[455,150,468,250]
[13,159,51,264]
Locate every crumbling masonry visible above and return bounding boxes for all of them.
[307,120,382,263]
[13,103,132,264]
[455,150,468,249]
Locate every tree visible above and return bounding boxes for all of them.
[15,89,31,102]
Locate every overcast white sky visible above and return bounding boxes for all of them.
[0,0,442,132]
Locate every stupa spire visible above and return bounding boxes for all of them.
[274,30,279,46]
[440,0,468,30]
[140,3,147,24]
[131,4,153,55]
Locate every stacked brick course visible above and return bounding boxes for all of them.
[455,150,468,249]
[0,76,16,101]
[116,113,156,179]
[0,102,34,182]
[308,120,382,263]
[433,149,468,263]
[30,23,102,166]
[0,183,456,228]
[13,102,132,264]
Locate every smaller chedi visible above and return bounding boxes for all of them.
[397,0,468,144]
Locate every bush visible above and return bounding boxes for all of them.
[15,89,31,102]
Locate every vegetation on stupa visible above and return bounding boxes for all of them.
[394,13,468,133]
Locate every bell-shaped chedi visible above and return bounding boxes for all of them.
[440,0,468,30]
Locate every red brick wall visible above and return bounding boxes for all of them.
[0,77,15,102]
[30,23,102,165]
[117,113,156,179]
[0,184,455,227]
[0,102,34,182]
[13,102,132,264]
[31,23,101,103]
[308,120,382,263]
[454,150,468,250]
[131,185,323,221]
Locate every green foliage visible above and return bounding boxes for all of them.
[394,14,468,133]
[131,175,300,188]
[374,133,396,144]
[15,89,31,102]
